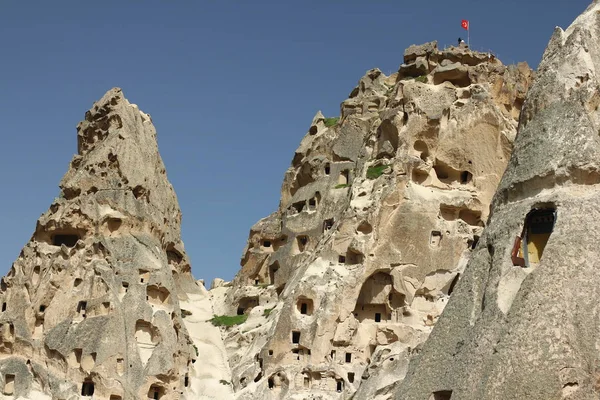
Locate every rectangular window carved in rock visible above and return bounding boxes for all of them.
[4,374,14,395]
[292,331,300,344]
[512,208,556,267]
[296,297,314,315]
[139,270,150,283]
[300,303,308,314]
[345,249,364,265]
[430,231,442,247]
[295,236,308,253]
[269,262,279,286]
[291,201,305,214]
[148,385,163,399]
[77,301,87,317]
[81,380,94,397]
[338,170,350,185]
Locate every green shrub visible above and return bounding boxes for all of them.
[219,380,230,385]
[366,165,391,180]
[181,309,192,318]
[334,183,350,189]
[193,344,199,356]
[210,314,248,327]
[415,75,428,83]
[263,307,275,317]
[324,117,340,127]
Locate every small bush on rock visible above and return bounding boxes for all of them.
[367,165,391,179]
[324,117,340,127]
[263,307,275,317]
[210,314,248,327]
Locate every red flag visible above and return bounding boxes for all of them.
[461,19,469,30]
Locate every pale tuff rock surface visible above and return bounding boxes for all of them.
[179,285,233,400]
[0,88,233,400]
[396,2,600,399]
[0,40,536,400]
[204,43,532,399]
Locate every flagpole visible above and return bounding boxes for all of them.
[468,23,470,48]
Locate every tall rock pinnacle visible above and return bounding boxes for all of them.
[201,41,532,398]
[1,88,198,399]
[397,2,600,399]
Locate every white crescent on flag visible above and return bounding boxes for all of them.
[461,20,469,30]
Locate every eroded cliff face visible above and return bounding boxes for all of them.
[396,2,600,399]
[0,88,231,400]
[0,38,540,400]
[205,42,532,399]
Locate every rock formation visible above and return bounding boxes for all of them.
[205,42,532,399]
[0,36,541,400]
[395,2,600,399]
[0,88,234,400]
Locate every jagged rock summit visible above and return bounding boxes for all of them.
[0,88,216,399]
[397,2,600,399]
[203,42,532,399]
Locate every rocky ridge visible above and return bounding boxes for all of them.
[206,42,532,399]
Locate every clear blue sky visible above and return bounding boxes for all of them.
[0,1,591,284]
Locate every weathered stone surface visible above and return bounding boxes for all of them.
[201,42,532,399]
[399,56,429,78]
[404,41,438,63]
[396,2,600,399]
[432,62,470,86]
[0,88,232,400]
